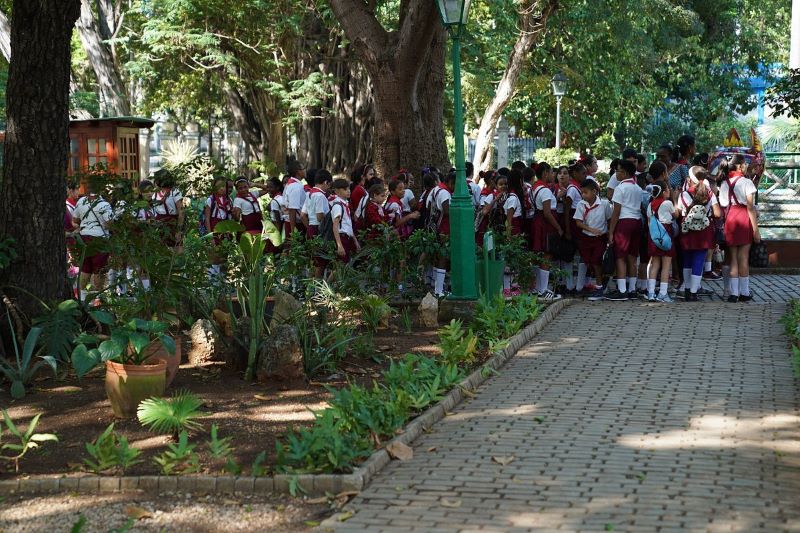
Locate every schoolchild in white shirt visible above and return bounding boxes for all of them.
[573,180,611,300]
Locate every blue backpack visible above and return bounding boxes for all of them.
[648,214,672,251]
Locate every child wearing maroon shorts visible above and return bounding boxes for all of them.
[607,160,642,300]
[330,179,359,264]
[573,179,611,300]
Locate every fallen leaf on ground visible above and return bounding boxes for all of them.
[378,345,391,351]
[394,428,405,435]
[253,394,270,401]
[337,511,354,522]
[306,496,328,504]
[492,455,515,466]
[124,506,152,520]
[427,446,437,452]
[441,498,461,508]
[344,366,367,375]
[304,521,320,527]
[386,441,413,461]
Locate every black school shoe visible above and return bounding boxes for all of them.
[738,295,753,302]
[727,295,739,303]
[604,290,629,301]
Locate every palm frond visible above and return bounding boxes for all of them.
[137,389,205,435]
[757,119,800,152]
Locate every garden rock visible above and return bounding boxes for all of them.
[419,292,439,328]
[270,288,302,329]
[187,319,220,365]
[256,324,304,381]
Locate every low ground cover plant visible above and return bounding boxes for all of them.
[781,300,800,376]
[0,410,57,472]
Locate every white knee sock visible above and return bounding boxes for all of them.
[704,261,712,273]
[659,282,669,297]
[565,266,575,291]
[730,277,740,297]
[627,277,637,292]
[576,263,587,290]
[617,278,627,293]
[503,274,511,290]
[434,268,446,296]
[722,265,731,293]
[80,289,88,302]
[107,269,117,288]
[647,279,656,296]
[532,266,541,290]
[690,274,702,294]
[538,269,551,294]
[678,268,691,291]
[740,276,750,296]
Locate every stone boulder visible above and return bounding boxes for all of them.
[187,319,221,365]
[256,324,305,382]
[418,292,439,328]
[269,288,302,329]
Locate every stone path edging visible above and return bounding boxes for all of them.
[0,299,572,498]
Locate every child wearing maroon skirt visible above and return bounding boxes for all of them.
[607,160,642,300]
[573,179,610,300]
[505,170,526,237]
[232,177,270,236]
[72,184,113,303]
[529,165,563,301]
[679,178,721,301]
[718,154,761,302]
[431,172,455,297]
[645,182,678,302]
[152,169,184,250]
[386,179,420,240]
[204,178,233,280]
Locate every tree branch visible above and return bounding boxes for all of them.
[328,0,389,70]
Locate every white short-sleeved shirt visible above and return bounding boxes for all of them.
[611,180,643,220]
[304,189,330,226]
[386,198,404,226]
[284,178,307,211]
[206,195,231,220]
[234,190,262,216]
[269,196,286,224]
[565,182,583,211]
[468,180,481,207]
[402,188,415,213]
[718,176,757,208]
[153,188,182,216]
[331,198,353,237]
[523,182,535,218]
[607,173,619,190]
[504,193,523,218]
[435,186,452,213]
[647,200,675,224]
[73,195,112,237]
[531,184,556,211]
[480,192,495,208]
[678,182,718,216]
[573,198,611,236]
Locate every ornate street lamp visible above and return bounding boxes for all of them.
[436,0,477,300]
[551,72,567,149]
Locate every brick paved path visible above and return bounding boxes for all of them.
[330,301,800,532]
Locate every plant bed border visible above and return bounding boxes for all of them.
[0,299,572,498]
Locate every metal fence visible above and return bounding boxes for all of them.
[763,152,800,189]
[467,137,547,165]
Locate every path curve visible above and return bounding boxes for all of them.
[328,301,800,532]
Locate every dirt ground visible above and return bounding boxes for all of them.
[0,324,441,479]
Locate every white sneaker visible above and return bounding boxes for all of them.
[537,290,562,301]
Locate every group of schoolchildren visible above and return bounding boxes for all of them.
[67,134,761,304]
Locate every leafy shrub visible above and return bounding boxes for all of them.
[0,410,57,472]
[137,390,205,435]
[359,294,392,332]
[437,319,478,366]
[473,294,541,346]
[207,423,240,475]
[32,299,82,366]
[153,431,200,475]
[534,147,578,167]
[84,424,141,474]
[780,300,800,343]
[592,132,620,160]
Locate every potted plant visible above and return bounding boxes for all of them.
[71,316,176,418]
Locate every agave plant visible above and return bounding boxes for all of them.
[137,389,205,436]
[0,316,58,399]
[160,138,199,169]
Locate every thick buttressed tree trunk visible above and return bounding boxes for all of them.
[75,0,130,116]
[0,0,80,315]
[295,25,375,174]
[472,0,558,171]
[328,0,448,180]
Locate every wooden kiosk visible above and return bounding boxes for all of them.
[67,116,155,185]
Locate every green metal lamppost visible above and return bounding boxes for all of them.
[436,0,477,300]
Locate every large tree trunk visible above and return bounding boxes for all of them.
[0,0,80,316]
[328,0,447,179]
[75,0,130,116]
[472,0,558,171]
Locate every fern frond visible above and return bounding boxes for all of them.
[137,390,205,435]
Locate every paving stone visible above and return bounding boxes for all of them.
[325,295,800,531]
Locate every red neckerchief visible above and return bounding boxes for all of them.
[651,197,666,213]
[441,183,454,194]
[568,179,581,190]
[621,177,636,185]
[583,199,601,218]
[677,158,689,165]
[387,195,402,207]
[67,197,78,207]
[309,187,325,197]
[532,180,547,191]
[480,187,494,196]
[332,197,351,222]
[237,191,260,210]
[211,193,230,218]
[286,177,299,186]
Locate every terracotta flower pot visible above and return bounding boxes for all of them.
[105,359,167,418]
[143,341,181,387]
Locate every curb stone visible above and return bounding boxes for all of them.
[0,300,572,499]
